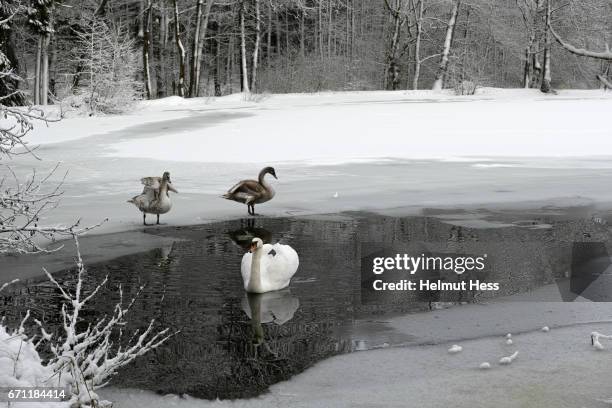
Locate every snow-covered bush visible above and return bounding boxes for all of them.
[0,280,67,404]
[454,80,477,95]
[68,16,142,115]
[1,237,175,407]
[0,308,53,390]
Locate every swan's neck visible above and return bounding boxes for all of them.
[248,248,264,292]
[258,172,274,195]
[258,171,270,187]
[158,181,169,199]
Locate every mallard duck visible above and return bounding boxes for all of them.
[127,171,178,225]
[223,167,277,215]
[241,238,299,293]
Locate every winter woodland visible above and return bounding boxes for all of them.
[0,0,611,114]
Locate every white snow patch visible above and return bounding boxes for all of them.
[448,344,463,354]
[499,351,519,365]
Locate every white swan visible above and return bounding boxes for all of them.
[241,238,299,293]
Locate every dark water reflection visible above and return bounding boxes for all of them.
[2,214,610,399]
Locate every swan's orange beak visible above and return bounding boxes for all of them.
[249,242,257,253]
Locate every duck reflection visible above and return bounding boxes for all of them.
[155,242,176,268]
[241,290,300,345]
[228,220,273,251]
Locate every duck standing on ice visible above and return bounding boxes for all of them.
[128,171,178,225]
[223,167,277,216]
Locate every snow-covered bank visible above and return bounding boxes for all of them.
[26,88,612,162]
[110,89,612,163]
[6,88,612,241]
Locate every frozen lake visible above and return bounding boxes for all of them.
[4,88,612,242]
[4,211,612,400]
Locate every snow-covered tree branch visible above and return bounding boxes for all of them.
[34,236,177,406]
[0,62,109,253]
[0,90,102,253]
[549,23,612,61]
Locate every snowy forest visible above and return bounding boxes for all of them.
[0,0,611,112]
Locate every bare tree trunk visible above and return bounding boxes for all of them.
[190,0,214,97]
[275,12,282,57]
[285,9,290,54]
[318,0,324,58]
[41,33,50,105]
[384,0,403,90]
[251,0,261,92]
[173,0,187,97]
[351,0,356,59]
[432,0,460,90]
[345,0,350,57]
[239,0,250,94]
[188,0,204,97]
[156,0,168,97]
[143,0,153,99]
[211,21,222,96]
[34,36,42,104]
[540,0,552,93]
[299,9,305,58]
[412,0,423,90]
[523,47,531,88]
[327,0,332,59]
[227,31,234,93]
[267,1,272,67]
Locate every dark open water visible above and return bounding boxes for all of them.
[2,213,610,399]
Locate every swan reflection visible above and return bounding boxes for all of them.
[241,290,300,345]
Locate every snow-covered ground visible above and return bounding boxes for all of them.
[9,88,612,241]
[27,88,612,161]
